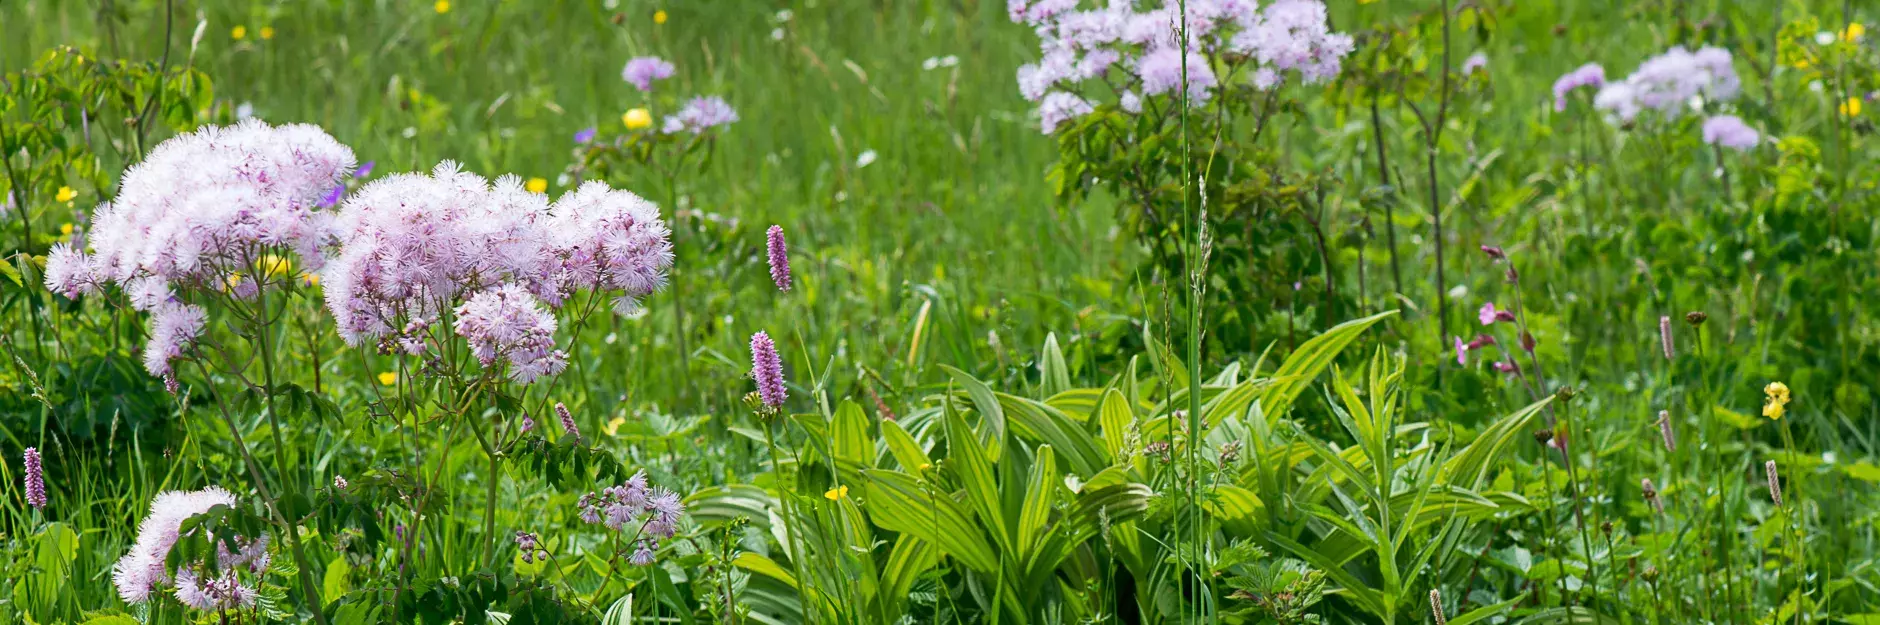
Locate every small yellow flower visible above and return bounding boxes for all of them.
[1840,97,1863,117]
[1792,58,1813,69]
[604,416,627,436]
[1763,381,1791,420]
[525,177,549,194]
[1844,23,1866,42]
[623,108,653,130]
[225,273,245,290]
[60,223,73,236]
[654,9,668,24]
[434,0,451,14]
[231,25,247,40]
[260,26,275,40]
[56,186,77,203]
[824,485,849,500]
[378,371,398,386]
[918,463,932,471]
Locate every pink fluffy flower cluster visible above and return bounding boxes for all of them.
[44,121,357,383]
[576,470,687,566]
[1010,0,1353,133]
[322,162,673,383]
[1592,45,1740,122]
[113,487,272,611]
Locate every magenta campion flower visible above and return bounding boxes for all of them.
[1453,336,1468,365]
[1702,115,1759,150]
[622,56,676,92]
[452,284,568,384]
[661,96,739,134]
[1551,63,1605,111]
[750,331,786,408]
[22,447,45,509]
[113,487,243,604]
[1477,302,1515,326]
[766,225,792,291]
[1039,92,1095,134]
[1595,46,1740,121]
[43,121,354,380]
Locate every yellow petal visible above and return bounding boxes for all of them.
[260,27,275,40]
[526,177,549,194]
[55,186,77,203]
[623,108,653,130]
[824,485,849,500]
[434,0,451,14]
[378,371,398,386]
[654,9,668,24]
[231,26,246,40]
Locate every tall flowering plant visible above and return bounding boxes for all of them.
[1011,0,1356,352]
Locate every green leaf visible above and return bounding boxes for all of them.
[831,400,874,473]
[862,470,998,573]
[324,555,353,600]
[1448,592,1526,625]
[733,552,799,589]
[1016,445,1059,559]
[940,365,1006,461]
[998,392,1108,476]
[944,405,1012,554]
[879,418,932,473]
[1444,396,1554,489]
[1098,388,1134,461]
[1257,310,1397,424]
[1039,332,1072,398]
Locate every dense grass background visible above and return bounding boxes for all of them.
[4,0,1879,623]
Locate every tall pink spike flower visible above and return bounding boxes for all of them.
[750,331,787,408]
[22,447,46,509]
[556,402,581,442]
[1659,315,1675,360]
[766,225,792,292]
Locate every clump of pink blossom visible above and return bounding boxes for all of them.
[452,284,568,383]
[1701,115,1760,150]
[43,121,355,380]
[662,96,739,134]
[113,487,268,609]
[622,56,676,92]
[1594,46,1740,122]
[576,471,688,566]
[1011,0,1351,134]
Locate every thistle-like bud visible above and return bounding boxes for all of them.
[1641,478,1663,516]
[1430,589,1448,625]
[1685,311,1708,327]
[1533,429,1554,446]
[1766,460,1783,507]
[1480,245,1506,260]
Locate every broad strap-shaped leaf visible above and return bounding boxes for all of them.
[830,400,874,473]
[939,365,1006,461]
[862,470,999,573]
[1016,445,1059,559]
[1449,592,1527,625]
[873,535,938,624]
[1039,332,1072,398]
[997,392,1108,476]
[1097,388,1134,461]
[1443,395,1554,489]
[733,552,800,589]
[1257,310,1398,424]
[943,406,1012,554]
[685,485,776,529]
[879,418,933,473]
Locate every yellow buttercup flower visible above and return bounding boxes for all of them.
[604,416,627,436]
[60,223,73,236]
[231,26,247,40]
[654,9,668,24]
[824,485,849,500]
[261,254,293,278]
[225,273,245,290]
[56,186,77,203]
[1840,97,1863,117]
[435,0,451,14]
[623,108,653,130]
[526,177,549,194]
[1763,381,1791,420]
[378,371,399,386]
[1844,23,1866,42]
[260,26,276,40]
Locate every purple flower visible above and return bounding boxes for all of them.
[1038,92,1094,134]
[766,225,792,292]
[1478,302,1501,326]
[661,96,738,134]
[574,127,598,144]
[1135,47,1217,103]
[1230,0,1354,87]
[1494,361,1519,374]
[1701,115,1760,150]
[1595,46,1740,121]
[355,161,375,178]
[621,56,676,92]
[1551,63,1605,111]
[113,487,240,604]
[1453,336,1467,366]
[555,402,581,442]
[22,447,46,510]
[750,331,787,409]
[519,416,536,433]
[321,184,346,208]
[1462,51,1488,75]
[630,540,657,566]
[1480,245,1506,260]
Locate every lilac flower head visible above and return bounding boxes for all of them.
[174,568,258,610]
[452,284,568,383]
[621,56,676,92]
[1701,115,1759,150]
[766,225,792,292]
[630,540,658,566]
[113,487,240,604]
[1039,92,1095,134]
[574,127,598,144]
[1551,63,1606,111]
[662,96,739,134]
[1595,46,1740,121]
[1230,0,1353,87]
[1135,47,1216,103]
[22,447,46,509]
[548,182,676,314]
[750,331,787,408]
[1462,51,1488,76]
[47,121,353,379]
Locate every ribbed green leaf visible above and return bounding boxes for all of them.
[1040,332,1072,398]
[1258,310,1397,424]
[943,406,1012,554]
[1098,388,1134,461]
[831,400,874,472]
[862,470,999,573]
[1016,445,1059,559]
[939,365,1006,461]
[997,392,1108,476]
[880,418,932,472]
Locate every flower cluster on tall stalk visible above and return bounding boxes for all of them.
[112,487,270,613]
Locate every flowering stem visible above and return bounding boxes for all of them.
[250,267,330,625]
[1558,398,1600,612]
